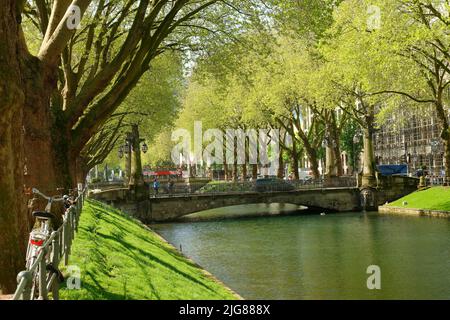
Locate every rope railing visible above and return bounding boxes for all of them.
[12,187,87,300]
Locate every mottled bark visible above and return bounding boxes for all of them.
[330,118,344,176]
[233,143,238,181]
[242,164,247,181]
[435,101,450,180]
[129,124,145,188]
[252,164,258,180]
[22,60,68,192]
[74,157,89,185]
[292,121,320,179]
[291,139,300,180]
[362,127,377,187]
[124,152,132,186]
[325,145,336,178]
[0,0,28,293]
[304,144,320,179]
[277,150,284,179]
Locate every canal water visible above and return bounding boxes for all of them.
[151,204,450,300]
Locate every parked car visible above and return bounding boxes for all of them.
[255,177,295,192]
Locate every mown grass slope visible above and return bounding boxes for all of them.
[387,187,450,211]
[59,199,238,300]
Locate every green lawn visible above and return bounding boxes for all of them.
[387,187,450,211]
[59,199,238,300]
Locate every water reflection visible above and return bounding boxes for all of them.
[177,203,308,222]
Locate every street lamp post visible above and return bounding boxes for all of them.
[118,133,133,186]
[118,125,148,197]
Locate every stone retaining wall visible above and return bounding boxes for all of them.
[379,205,450,218]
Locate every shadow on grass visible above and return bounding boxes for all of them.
[96,230,219,295]
[63,276,131,300]
[89,201,201,266]
[80,200,224,297]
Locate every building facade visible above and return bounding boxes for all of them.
[373,108,447,176]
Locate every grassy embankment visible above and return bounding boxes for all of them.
[386,187,450,211]
[59,199,238,300]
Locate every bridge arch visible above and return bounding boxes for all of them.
[137,188,361,222]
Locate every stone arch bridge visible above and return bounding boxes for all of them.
[91,176,418,222]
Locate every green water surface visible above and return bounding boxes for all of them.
[152,205,450,300]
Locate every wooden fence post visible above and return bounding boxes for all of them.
[38,252,48,300]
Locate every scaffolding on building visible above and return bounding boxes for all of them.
[373,108,446,177]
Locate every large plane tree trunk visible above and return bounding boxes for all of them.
[252,164,258,179]
[361,106,377,188]
[325,144,336,178]
[277,149,284,179]
[330,118,344,177]
[22,61,70,194]
[435,100,450,181]
[0,0,30,294]
[291,140,300,180]
[0,1,76,293]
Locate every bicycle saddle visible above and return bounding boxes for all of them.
[32,211,56,220]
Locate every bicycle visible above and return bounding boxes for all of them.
[26,188,66,299]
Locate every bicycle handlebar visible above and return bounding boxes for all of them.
[32,188,64,202]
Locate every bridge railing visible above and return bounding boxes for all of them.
[12,187,87,300]
[152,177,357,198]
[425,176,450,186]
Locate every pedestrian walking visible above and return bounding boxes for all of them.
[153,178,160,197]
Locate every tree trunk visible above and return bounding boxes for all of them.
[362,126,377,188]
[233,143,238,181]
[0,0,82,293]
[277,150,284,179]
[295,132,320,179]
[302,142,320,179]
[443,138,450,182]
[242,164,247,181]
[0,0,29,293]
[331,126,344,176]
[128,125,147,199]
[74,157,89,186]
[291,140,300,180]
[21,57,75,207]
[325,145,336,178]
[129,125,144,187]
[242,142,248,180]
[435,101,450,180]
[0,80,28,293]
[325,112,343,177]
[333,144,344,177]
[252,164,258,180]
[224,164,229,181]
[222,143,229,180]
